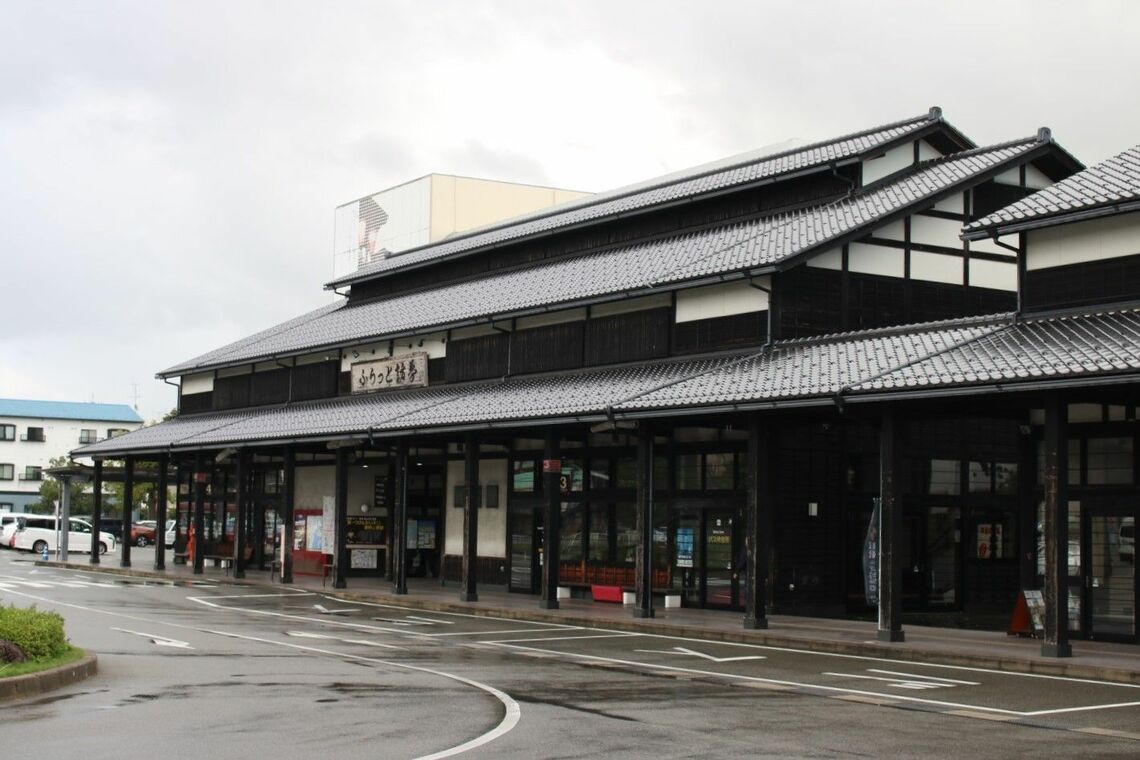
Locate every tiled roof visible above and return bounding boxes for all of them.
[965,144,1140,237]
[83,308,1140,456]
[0,398,143,423]
[326,110,952,289]
[847,308,1140,392]
[162,138,1045,378]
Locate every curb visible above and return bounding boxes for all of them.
[38,560,1140,685]
[0,652,98,701]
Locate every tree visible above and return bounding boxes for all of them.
[33,457,91,515]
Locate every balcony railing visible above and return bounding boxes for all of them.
[20,432,46,443]
[19,473,43,482]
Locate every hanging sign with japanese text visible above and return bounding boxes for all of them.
[351,352,429,393]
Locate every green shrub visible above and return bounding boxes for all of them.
[0,605,69,660]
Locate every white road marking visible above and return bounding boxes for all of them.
[420,627,580,638]
[314,603,361,614]
[111,627,194,649]
[490,633,639,644]
[285,630,404,650]
[407,615,454,625]
[868,669,980,685]
[633,645,766,663]
[823,672,949,690]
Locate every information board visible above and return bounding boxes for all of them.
[347,515,386,545]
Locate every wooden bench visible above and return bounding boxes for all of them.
[204,554,233,573]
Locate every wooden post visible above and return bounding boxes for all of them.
[193,454,206,575]
[1041,393,1072,657]
[281,447,295,583]
[634,424,654,618]
[878,410,905,642]
[460,434,480,602]
[540,429,561,609]
[744,414,772,629]
[234,450,248,579]
[155,454,168,571]
[333,447,349,589]
[90,460,103,564]
[120,456,134,568]
[393,440,409,595]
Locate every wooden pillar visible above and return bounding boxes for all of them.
[58,475,71,561]
[540,429,561,609]
[878,409,905,642]
[281,447,295,583]
[234,451,248,579]
[253,466,266,570]
[90,460,103,564]
[744,414,773,629]
[333,447,349,589]
[193,454,206,575]
[634,424,654,618]
[392,440,409,594]
[120,456,134,568]
[155,454,168,571]
[1042,393,1072,657]
[460,434,480,602]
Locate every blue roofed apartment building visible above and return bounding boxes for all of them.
[0,399,143,511]
[76,109,1140,650]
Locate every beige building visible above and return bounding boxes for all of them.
[333,174,590,279]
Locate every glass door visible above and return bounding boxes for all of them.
[704,510,739,610]
[509,506,539,594]
[1086,510,1136,641]
[672,515,700,607]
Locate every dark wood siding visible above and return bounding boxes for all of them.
[671,311,766,355]
[445,333,509,382]
[511,321,585,374]
[1024,252,1140,312]
[292,361,340,401]
[776,267,843,338]
[847,273,907,331]
[250,368,290,406]
[212,374,250,410]
[180,391,213,415]
[428,357,446,384]
[970,180,1030,221]
[585,307,671,366]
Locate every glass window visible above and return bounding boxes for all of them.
[994,462,1018,495]
[654,455,669,491]
[589,458,611,490]
[78,429,97,444]
[107,428,129,438]
[588,505,609,562]
[676,454,702,490]
[70,520,91,534]
[705,453,735,490]
[22,466,42,481]
[0,464,12,481]
[560,502,583,562]
[1036,500,1081,576]
[560,459,584,493]
[0,424,14,441]
[616,457,637,489]
[967,461,991,493]
[1086,437,1133,485]
[614,501,637,564]
[22,427,45,442]
[928,459,960,495]
[511,460,535,492]
[1035,439,1082,487]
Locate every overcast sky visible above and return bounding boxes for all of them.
[2,0,1138,424]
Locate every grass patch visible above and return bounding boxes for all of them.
[0,645,85,678]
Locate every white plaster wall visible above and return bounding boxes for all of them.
[968,235,1018,257]
[968,258,1017,291]
[910,251,962,285]
[591,293,672,318]
[911,215,966,250]
[675,278,769,323]
[444,458,508,558]
[217,365,251,378]
[994,167,1020,186]
[917,140,941,161]
[1025,164,1051,190]
[1027,212,1140,270]
[296,351,339,366]
[295,466,335,511]
[873,219,906,242]
[806,246,843,270]
[340,334,447,371]
[933,192,965,214]
[862,142,913,185]
[847,243,904,278]
[452,321,511,340]
[182,373,214,394]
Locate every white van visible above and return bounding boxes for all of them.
[12,516,116,555]
[0,514,22,548]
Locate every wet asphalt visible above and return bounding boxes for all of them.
[2,548,1140,759]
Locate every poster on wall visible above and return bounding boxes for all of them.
[416,520,436,549]
[406,518,418,549]
[321,496,336,555]
[676,527,694,568]
[977,523,1003,559]
[350,549,378,569]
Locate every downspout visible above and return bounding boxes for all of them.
[275,358,294,403]
[163,377,181,414]
[832,165,856,198]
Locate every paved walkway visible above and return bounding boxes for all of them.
[45,555,1140,685]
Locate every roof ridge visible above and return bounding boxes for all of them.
[771,311,1015,351]
[918,132,1043,168]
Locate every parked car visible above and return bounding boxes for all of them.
[12,516,116,555]
[0,514,22,548]
[130,522,157,547]
[164,519,176,549]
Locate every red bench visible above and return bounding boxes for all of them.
[591,584,624,603]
